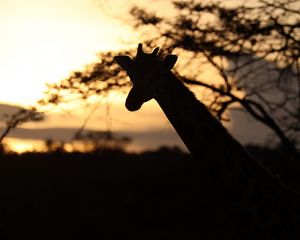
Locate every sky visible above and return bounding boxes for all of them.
[0,0,271,153]
[0,0,136,105]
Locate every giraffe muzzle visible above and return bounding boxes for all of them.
[125,88,143,111]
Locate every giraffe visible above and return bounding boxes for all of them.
[114,43,300,239]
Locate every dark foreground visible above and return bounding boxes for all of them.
[0,146,299,239]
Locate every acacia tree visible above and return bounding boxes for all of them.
[0,107,43,144]
[39,0,299,159]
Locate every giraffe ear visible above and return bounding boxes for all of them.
[163,55,178,70]
[114,56,134,72]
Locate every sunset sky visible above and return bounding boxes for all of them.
[0,0,136,105]
[0,0,270,153]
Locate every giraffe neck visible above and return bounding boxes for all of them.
[153,71,270,186]
[154,71,240,160]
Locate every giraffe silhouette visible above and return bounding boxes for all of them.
[114,43,300,239]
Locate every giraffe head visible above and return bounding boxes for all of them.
[114,43,177,111]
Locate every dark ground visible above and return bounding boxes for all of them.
[0,146,299,239]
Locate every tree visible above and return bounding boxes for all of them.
[39,0,299,160]
[0,107,43,144]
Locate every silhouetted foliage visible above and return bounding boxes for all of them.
[0,107,44,144]
[44,138,65,153]
[0,146,298,239]
[72,130,131,152]
[39,0,299,159]
[38,51,132,105]
[42,131,131,153]
[0,143,7,155]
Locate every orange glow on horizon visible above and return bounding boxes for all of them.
[4,138,44,153]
